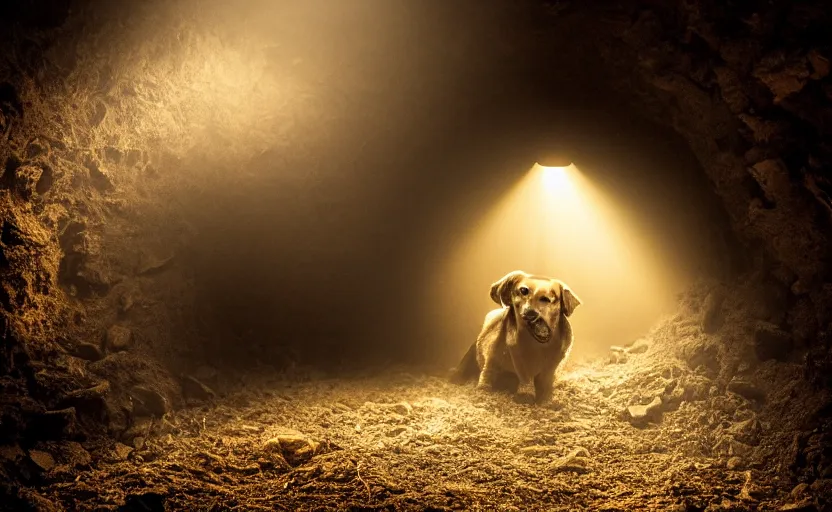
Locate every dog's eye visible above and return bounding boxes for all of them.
[540,296,551,303]
[519,286,530,296]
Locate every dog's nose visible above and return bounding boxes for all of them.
[521,309,539,320]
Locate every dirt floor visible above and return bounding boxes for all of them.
[24,314,827,512]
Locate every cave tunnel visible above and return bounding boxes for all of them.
[1,0,832,510]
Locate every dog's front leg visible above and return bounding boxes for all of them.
[533,372,555,404]
[476,335,501,391]
[474,308,511,391]
[476,362,498,390]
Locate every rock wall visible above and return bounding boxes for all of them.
[536,0,832,356]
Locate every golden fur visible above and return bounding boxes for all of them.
[452,270,581,404]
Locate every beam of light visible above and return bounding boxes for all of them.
[432,163,687,363]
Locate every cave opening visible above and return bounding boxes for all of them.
[1,0,832,510]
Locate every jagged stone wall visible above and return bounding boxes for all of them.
[534,0,832,356]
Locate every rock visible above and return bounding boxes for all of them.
[28,450,55,471]
[738,470,766,501]
[681,374,713,402]
[263,431,320,465]
[713,435,752,457]
[608,351,628,365]
[391,401,413,416]
[50,441,91,467]
[752,51,810,103]
[728,440,752,457]
[113,442,133,460]
[181,374,216,403]
[754,322,793,362]
[726,456,743,470]
[728,418,762,446]
[626,339,649,354]
[72,341,104,362]
[551,448,591,473]
[727,378,766,403]
[676,337,719,373]
[130,386,169,417]
[626,396,663,427]
[790,483,810,499]
[700,289,725,333]
[105,325,133,352]
[661,380,685,411]
[569,447,590,458]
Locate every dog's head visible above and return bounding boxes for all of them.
[489,270,581,343]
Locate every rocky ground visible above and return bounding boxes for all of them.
[4,305,831,512]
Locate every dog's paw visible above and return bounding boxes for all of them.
[513,393,536,405]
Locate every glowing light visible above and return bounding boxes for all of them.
[430,162,687,362]
[539,165,571,192]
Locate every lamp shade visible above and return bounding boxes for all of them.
[535,149,572,168]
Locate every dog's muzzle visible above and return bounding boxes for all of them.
[522,309,551,343]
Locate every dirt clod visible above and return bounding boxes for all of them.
[112,442,133,460]
[28,450,55,472]
[129,386,169,417]
[264,431,321,465]
[627,396,663,427]
[71,342,104,362]
[105,325,132,352]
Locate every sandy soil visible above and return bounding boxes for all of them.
[29,335,814,512]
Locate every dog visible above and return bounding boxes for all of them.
[451,270,581,404]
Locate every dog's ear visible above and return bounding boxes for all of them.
[490,271,527,306]
[557,281,581,317]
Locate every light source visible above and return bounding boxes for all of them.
[430,160,684,363]
[535,152,573,169]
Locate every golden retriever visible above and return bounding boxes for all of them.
[451,270,581,404]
